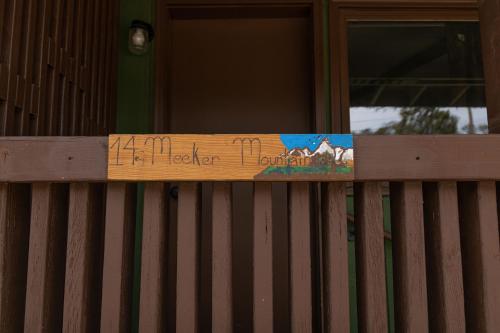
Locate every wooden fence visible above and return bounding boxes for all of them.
[0,136,500,332]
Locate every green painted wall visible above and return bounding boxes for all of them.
[116,0,154,134]
[116,2,154,333]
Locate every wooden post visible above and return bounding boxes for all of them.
[176,183,201,333]
[25,183,68,333]
[322,182,349,333]
[0,184,31,333]
[253,183,274,332]
[423,182,465,332]
[458,182,500,331]
[390,182,428,332]
[354,182,388,332]
[289,182,312,332]
[101,183,137,332]
[139,183,167,332]
[63,183,104,333]
[212,183,233,332]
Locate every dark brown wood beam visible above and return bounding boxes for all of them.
[3,135,500,181]
[0,137,107,182]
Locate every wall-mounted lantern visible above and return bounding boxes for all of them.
[129,20,154,55]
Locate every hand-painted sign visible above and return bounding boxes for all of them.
[107,134,354,181]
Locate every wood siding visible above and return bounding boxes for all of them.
[0,0,119,137]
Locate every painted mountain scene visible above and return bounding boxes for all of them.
[109,134,354,181]
[255,134,354,180]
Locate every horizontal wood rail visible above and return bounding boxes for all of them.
[1,135,500,182]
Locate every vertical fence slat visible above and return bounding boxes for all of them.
[322,182,349,333]
[176,182,200,333]
[253,182,273,332]
[458,181,500,332]
[24,183,68,333]
[289,182,312,332]
[354,182,388,332]
[423,182,465,332]
[390,182,428,332]
[212,182,232,332]
[101,183,136,333]
[63,183,104,333]
[139,182,167,332]
[0,183,31,333]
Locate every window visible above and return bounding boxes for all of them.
[347,21,487,134]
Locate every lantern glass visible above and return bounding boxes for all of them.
[129,26,150,55]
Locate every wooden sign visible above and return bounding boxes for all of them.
[108,134,354,181]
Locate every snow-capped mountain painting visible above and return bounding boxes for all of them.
[284,136,353,163]
[256,134,354,180]
[289,147,313,157]
[314,139,336,155]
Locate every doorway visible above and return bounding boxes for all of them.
[155,3,323,332]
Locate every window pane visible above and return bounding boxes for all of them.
[348,22,488,134]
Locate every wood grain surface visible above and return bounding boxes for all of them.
[289,182,313,332]
[100,183,136,333]
[458,181,500,331]
[24,183,68,333]
[211,183,233,332]
[63,183,104,333]
[139,183,167,332]
[253,183,274,333]
[354,182,388,332]
[322,182,349,333]
[423,182,465,332]
[0,184,31,333]
[176,183,201,333]
[390,182,428,332]
[107,134,354,181]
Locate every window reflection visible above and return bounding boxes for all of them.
[348,22,488,134]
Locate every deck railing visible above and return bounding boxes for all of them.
[1,136,500,332]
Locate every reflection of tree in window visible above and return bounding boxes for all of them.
[355,106,489,135]
[360,107,458,134]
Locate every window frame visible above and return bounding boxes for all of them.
[329,1,483,133]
